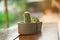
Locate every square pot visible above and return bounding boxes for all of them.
[18,23,36,34]
[36,22,42,33]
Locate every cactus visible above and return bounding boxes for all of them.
[24,11,31,23]
[31,17,39,23]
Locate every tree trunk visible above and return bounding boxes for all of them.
[4,0,9,28]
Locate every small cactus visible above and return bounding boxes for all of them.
[24,11,31,23]
[31,17,39,23]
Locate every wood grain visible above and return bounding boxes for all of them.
[19,33,41,40]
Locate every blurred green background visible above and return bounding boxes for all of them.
[0,0,51,29]
[0,0,24,29]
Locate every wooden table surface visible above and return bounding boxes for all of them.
[19,33,41,40]
[18,23,58,40]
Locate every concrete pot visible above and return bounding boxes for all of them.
[18,23,36,34]
[37,22,42,33]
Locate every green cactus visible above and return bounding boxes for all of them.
[31,17,39,23]
[24,11,31,23]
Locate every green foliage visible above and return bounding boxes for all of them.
[0,13,6,21]
[0,13,17,29]
[26,3,32,10]
[8,14,17,21]
[0,13,6,29]
[0,0,26,29]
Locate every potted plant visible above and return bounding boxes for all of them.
[18,11,36,34]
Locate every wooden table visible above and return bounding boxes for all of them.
[18,23,58,40]
[19,33,41,40]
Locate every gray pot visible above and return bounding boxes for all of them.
[37,22,42,33]
[18,23,36,34]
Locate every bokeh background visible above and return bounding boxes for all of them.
[0,0,59,29]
